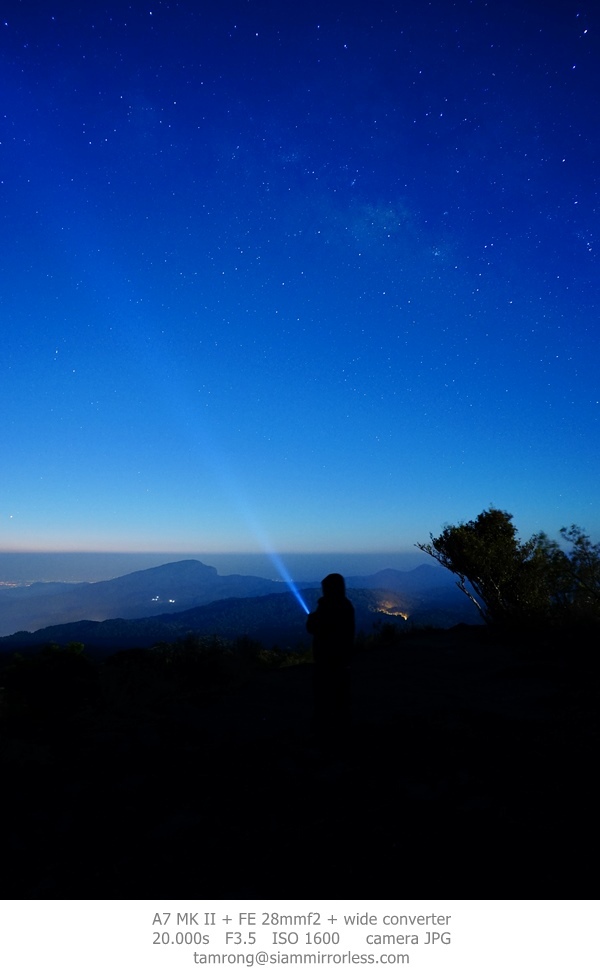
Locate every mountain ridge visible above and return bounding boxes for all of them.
[0,559,295,635]
[0,559,480,655]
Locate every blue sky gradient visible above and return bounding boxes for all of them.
[2,1,598,553]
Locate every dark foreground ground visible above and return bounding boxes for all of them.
[1,625,597,898]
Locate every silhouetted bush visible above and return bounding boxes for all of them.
[255,644,312,669]
[0,643,98,723]
[371,621,405,647]
[97,634,252,715]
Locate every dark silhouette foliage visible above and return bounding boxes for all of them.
[417,508,600,628]
[0,642,98,722]
[557,524,600,620]
[0,598,597,899]
[0,632,308,725]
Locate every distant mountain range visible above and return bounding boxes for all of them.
[0,559,479,654]
[0,560,291,635]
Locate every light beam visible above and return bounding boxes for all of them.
[265,549,310,614]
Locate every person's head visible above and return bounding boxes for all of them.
[321,572,346,599]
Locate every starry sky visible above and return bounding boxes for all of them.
[2,0,598,555]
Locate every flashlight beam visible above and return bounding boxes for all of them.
[267,551,309,614]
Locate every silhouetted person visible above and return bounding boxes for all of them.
[306,573,355,740]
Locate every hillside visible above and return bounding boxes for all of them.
[1,623,596,899]
[0,582,480,658]
[0,560,294,635]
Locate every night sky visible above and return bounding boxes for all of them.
[2,0,598,555]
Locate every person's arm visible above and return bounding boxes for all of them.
[306,598,325,635]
